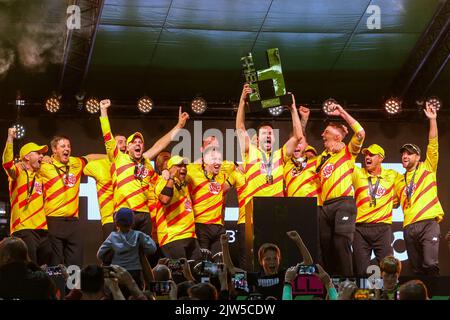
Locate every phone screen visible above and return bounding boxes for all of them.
[232,272,249,293]
[46,266,63,276]
[150,281,171,296]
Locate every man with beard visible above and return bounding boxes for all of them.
[394,103,444,275]
[2,127,51,265]
[99,99,189,238]
[39,135,104,266]
[83,134,127,240]
[316,102,365,276]
[352,144,399,276]
[185,146,231,255]
[155,156,201,260]
[235,84,304,199]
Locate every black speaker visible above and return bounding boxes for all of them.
[253,197,319,270]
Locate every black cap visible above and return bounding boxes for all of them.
[400,143,421,156]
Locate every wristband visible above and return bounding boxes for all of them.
[350,121,363,133]
[161,186,174,197]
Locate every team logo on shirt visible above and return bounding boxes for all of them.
[184,198,192,212]
[375,186,386,198]
[34,182,43,195]
[63,173,77,188]
[208,181,222,195]
[322,164,334,179]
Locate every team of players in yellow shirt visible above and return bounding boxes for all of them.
[2,85,444,276]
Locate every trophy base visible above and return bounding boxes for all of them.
[246,94,293,113]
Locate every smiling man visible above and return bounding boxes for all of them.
[39,135,105,266]
[99,99,189,239]
[352,144,400,277]
[394,103,444,276]
[316,102,365,276]
[2,128,51,265]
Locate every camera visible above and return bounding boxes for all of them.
[232,272,249,292]
[149,281,172,296]
[46,266,63,277]
[353,289,375,300]
[297,264,317,275]
[167,259,183,275]
[201,261,224,277]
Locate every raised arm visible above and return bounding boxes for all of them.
[328,103,365,156]
[424,102,438,171]
[284,94,304,158]
[2,127,19,180]
[299,105,310,135]
[99,99,119,162]
[143,107,189,160]
[236,84,252,158]
[157,166,179,205]
[286,230,313,265]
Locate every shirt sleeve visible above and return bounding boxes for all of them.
[100,116,119,163]
[2,142,19,180]
[425,137,438,172]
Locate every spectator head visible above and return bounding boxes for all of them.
[0,237,29,266]
[399,280,429,300]
[114,208,134,231]
[153,264,172,281]
[155,150,171,174]
[81,265,104,295]
[177,281,195,299]
[380,256,402,290]
[188,283,218,300]
[258,243,281,276]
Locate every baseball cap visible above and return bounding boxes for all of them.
[19,143,48,160]
[126,132,144,145]
[362,144,385,158]
[167,155,189,169]
[400,143,421,156]
[114,208,134,227]
[304,145,317,155]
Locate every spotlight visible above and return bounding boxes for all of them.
[384,97,402,115]
[425,96,441,111]
[85,97,100,114]
[191,97,207,115]
[268,106,284,116]
[13,123,25,139]
[137,96,153,113]
[45,96,61,113]
[322,98,338,116]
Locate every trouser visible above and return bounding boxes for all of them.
[161,237,202,261]
[404,219,440,276]
[353,223,393,277]
[132,211,152,236]
[195,223,226,255]
[237,223,246,269]
[102,222,116,240]
[12,229,52,266]
[47,217,83,267]
[319,196,356,277]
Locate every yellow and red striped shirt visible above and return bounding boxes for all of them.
[317,130,363,202]
[148,175,161,242]
[244,143,287,199]
[2,143,47,233]
[395,137,444,227]
[186,164,229,225]
[154,177,196,246]
[100,117,156,213]
[40,156,86,218]
[284,157,320,198]
[227,166,251,225]
[83,158,115,225]
[353,166,399,224]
